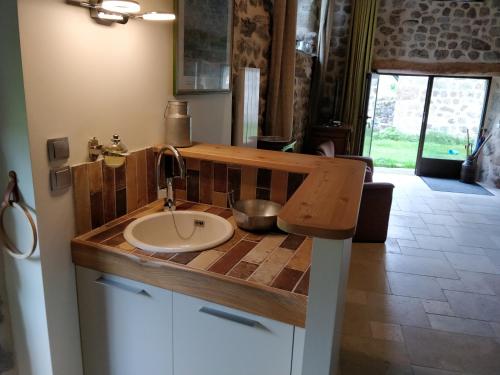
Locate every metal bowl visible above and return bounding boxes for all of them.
[231,199,282,232]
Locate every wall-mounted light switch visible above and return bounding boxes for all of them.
[47,137,70,161]
[50,166,72,191]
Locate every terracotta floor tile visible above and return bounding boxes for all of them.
[444,253,500,274]
[370,321,405,343]
[387,272,446,301]
[444,290,500,323]
[403,326,500,374]
[385,253,458,279]
[422,300,455,317]
[428,314,495,337]
[400,247,446,260]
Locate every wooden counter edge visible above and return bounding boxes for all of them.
[156,143,366,240]
[71,239,308,327]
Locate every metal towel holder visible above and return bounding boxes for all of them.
[0,171,38,259]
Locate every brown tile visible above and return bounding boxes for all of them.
[243,234,287,264]
[228,167,242,201]
[90,192,104,229]
[115,164,126,190]
[173,177,187,190]
[272,267,303,291]
[199,160,213,204]
[187,169,200,202]
[209,240,257,274]
[102,163,116,223]
[187,249,224,270]
[151,252,176,262]
[270,170,288,205]
[103,233,126,247]
[280,234,306,250]
[176,189,187,201]
[240,166,257,200]
[348,258,391,294]
[146,148,157,203]
[87,218,135,243]
[218,209,233,219]
[245,232,266,242]
[213,163,228,193]
[206,206,224,215]
[170,251,202,265]
[212,191,228,208]
[116,188,127,217]
[88,160,103,194]
[177,201,196,210]
[135,149,148,207]
[287,237,312,271]
[287,173,305,200]
[294,268,310,295]
[72,164,92,235]
[132,248,154,259]
[249,247,294,285]
[228,261,259,280]
[125,153,138,213]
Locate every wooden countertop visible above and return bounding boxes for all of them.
[72,200,310,327]
[156,143,366,240]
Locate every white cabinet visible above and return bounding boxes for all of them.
[172,292,295,375]
[76,267,173,375]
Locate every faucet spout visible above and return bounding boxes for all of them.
[157,145,186,210]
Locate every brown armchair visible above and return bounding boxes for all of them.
[315,140,394,243]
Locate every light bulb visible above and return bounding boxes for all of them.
[101,0,140,14]
[141,12,176,21]
[97,11,125,21]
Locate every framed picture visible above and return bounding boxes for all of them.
[175,0,233,94]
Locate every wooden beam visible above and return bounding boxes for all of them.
[373,59,500,76]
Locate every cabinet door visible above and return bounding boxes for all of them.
[173,293,294,375]
[76,267,173,375]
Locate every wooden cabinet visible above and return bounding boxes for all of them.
[172,293,296,375]
[77,268,305,375]
[76,267,173,375]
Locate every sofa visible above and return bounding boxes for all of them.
[315,140,394,243]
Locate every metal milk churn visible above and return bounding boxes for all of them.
[164,101,192,147]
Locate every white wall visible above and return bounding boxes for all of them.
[0,1,52,374]
[12,0,232,374]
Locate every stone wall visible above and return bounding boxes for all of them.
[232,0,273,131]
[293,50,314,150]
[320,0,352,121]
[375,0,500,64]
[479,76,500,187]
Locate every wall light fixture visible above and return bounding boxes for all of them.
[66,0,176,25]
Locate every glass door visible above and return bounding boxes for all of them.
[416,77,490,178]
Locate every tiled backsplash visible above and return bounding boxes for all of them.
[72,147,307,235]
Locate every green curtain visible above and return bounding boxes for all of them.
[341,0,379,155]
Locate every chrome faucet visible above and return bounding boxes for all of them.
[157,145,186,211]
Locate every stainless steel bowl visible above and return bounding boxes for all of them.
[231,199,282,232]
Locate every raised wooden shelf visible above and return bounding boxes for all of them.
[156,143,366,240]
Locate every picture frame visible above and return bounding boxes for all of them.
[175,0,233,94]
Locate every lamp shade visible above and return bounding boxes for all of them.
[101,0,141,13]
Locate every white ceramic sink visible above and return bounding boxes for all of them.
[124,211,234,253]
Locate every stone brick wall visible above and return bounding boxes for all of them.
[293,50,314,150]
[232,0,273,131]
[320,0,352,121]
[297,0,320,46]
[375,0,500,64]
[479,77,500,187]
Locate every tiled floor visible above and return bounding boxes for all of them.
[340,170,500,375]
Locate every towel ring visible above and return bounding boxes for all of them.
[0,171,38,260]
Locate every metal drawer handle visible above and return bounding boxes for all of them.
[199,306,268,331]
[95,276,151,298]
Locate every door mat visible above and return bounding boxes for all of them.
[421,177,494,196]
